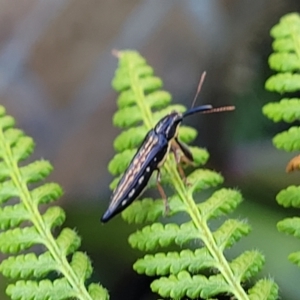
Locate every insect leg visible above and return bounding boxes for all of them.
[174,137,194,164]
[171,139,190,184]
[156,168,170,215]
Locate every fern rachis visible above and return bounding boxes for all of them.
[0,106,109,299]
[107,50,278,299]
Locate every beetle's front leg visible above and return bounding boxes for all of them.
[156,168,170,215]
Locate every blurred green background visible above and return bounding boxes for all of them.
[1,1,300,299]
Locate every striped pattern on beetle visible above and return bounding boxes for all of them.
[101,104,234,223]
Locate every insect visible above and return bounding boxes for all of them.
[101,73,235,223]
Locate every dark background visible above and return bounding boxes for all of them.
[1,1,300,299]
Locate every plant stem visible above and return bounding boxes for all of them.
[128,56,249,299]
[0,129,93,300]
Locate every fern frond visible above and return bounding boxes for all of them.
[263,12,300,270]
[107,50,277,299]
[0,106,109,299]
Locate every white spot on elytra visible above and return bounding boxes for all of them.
[138,176,144,184]
[122,199,127,206]
[146,167,150,172]
[129,189,135,198]
[154,157,157,162]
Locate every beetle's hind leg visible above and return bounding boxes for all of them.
[156,168,170,215]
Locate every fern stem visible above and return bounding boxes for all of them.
[0,129,93,300]
[123,56,249,299]
[128,63,249,299]
[166,159,249,300]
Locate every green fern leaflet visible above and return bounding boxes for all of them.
[108,50,278,300]
[0,106,109,300]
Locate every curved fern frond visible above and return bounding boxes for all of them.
[262,12,300,268]
[108,50,278,299]
[0,106,109,300]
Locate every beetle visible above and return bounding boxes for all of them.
[101,102,234,223]
[101,71,234,222]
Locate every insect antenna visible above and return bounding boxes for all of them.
[191,71,207,109]
[182,71,215,118]
[201,106,235,114]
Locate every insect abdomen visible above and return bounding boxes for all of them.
[101,131,169,222]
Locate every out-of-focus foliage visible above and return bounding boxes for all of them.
[263,12,300,267]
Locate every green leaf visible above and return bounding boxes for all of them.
[0,227,42,254]
[268,53,300,72]
[199,188,243,220]
[0,203,30,230]
[70,252,93,282]
[20,160,53,183]
[0,180,19,204]
[0,161,10,181]
[213,219,251,250]
[113,106,144,128]
[276,185,300,208]
[151,272,230,299]
[88,283,110,300]
[113,126,147,151]
[187,169,223,194]
[42,206,66,229]
[4,128,24,147]
[263,98,300,123]
[0,252,58,279]
[129,222,199,251]
[277,217,300,238]
[270,13,300,39]
[117,89,171,109]
[248,279,279,300]
[265,73,300,93]
[178,126,198,144]
[122,198,164,224]
[56,228,81,256]
[189,147,209,166]
[273,126,300,151]
[134,248,216,276]
[6,278,75,300]
[12,136,34,161]
[230,251,264,281]
[145,90,172,109]
[272,37,295,52]
[0,115,15,132]
[288,251,300,267]
[31,183,63,205]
